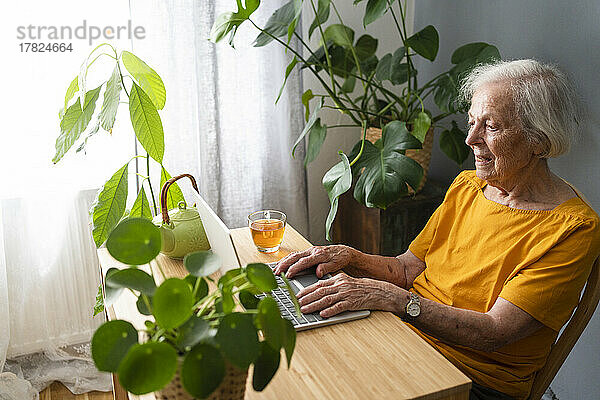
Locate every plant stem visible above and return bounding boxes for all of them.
[349,120,368,167]
[151,328,165,342]
[192,276,202,299]
[146,154,158,215]
[309,0,337,98]
[141,294,152,314]
[323,105,383,118]
[116,60,130,98]
[248,18,362,125]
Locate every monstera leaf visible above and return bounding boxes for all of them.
[210,0,260,46]
[351,121,423,209]
[322,152,352,241]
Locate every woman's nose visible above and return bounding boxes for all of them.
[465,123,482,146]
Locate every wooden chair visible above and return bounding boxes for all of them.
[528,256,600,399]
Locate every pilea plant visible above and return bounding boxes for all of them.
[211,0,500,239]
[92,217,298,397]
[54,43,185,248]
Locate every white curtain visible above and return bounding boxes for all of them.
[128,0,309,233]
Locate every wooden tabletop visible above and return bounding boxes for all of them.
[98,225,470,400]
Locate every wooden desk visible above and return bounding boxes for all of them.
[98,226,471,400]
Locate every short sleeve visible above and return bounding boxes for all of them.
[499,220,600,331]
[408,203,442,260]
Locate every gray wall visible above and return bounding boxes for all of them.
[414,1,600,398]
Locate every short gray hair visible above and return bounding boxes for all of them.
[459,59,580,158]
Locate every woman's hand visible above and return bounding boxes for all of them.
[274,245,357,278]
[296,272,405,318]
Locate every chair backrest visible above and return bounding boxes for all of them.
[528,256,600,399]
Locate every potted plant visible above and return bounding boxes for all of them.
[92,217,298,399]
[210,0,500,239]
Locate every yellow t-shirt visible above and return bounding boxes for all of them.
[407,170,600,399]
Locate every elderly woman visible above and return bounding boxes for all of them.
[275,60,600,400]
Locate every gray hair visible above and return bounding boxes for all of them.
[459,59,580,158]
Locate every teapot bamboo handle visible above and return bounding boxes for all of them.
[160,174,200,225]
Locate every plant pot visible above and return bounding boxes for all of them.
[155,361,248,400]
[365,126,434,193]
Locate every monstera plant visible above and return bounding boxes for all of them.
[211,0,500,239]
[92,217,298,398]
[54,43,185,248]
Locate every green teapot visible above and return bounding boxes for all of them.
[153,173,210,259]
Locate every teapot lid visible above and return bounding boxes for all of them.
[168,201,200,222]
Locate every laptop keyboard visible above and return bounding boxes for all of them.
[255,266,324,328]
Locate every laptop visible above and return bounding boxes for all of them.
[193,192,370,331]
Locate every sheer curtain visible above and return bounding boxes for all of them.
[0,0,134,396]
[128,0,309,233]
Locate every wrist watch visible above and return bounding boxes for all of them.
[405,292,421,318]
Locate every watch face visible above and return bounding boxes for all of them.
[407,303,420,317]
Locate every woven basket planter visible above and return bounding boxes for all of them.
[365,126,434,193]
[155,361,248,400]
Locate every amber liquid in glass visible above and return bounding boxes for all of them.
[250,219,286,250]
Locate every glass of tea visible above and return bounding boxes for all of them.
[248,210,287,253]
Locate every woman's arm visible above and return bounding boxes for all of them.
[275,245,426,289]
[297,274,544,352]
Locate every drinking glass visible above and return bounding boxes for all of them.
[248,210,286,253]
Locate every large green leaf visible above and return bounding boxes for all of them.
[91,320,138,372]
[308,0,331,39]
[153,278,194,329]
[440,121,470,165]
[406,25,439,61]
[117,342,177,395]
[129,82,164,163]
[281,318,296,368]
[363,0,389,26]
[304,119,327,166]
[433,74,457,113]
[255,297,285,350]
[355,34,378,61]
[182,344,225,398]
[176,316,211,351]
[159,166,186,211]
[106,218,161,265]
[351,121,423,209]
[210,0,260,45]
[99,65,122,132]
[53,85,102,163]
[412,112,431,143]
[215,313,260,369]
[60,76,79,119]
[121,51,166,110]
[321,24,355,48]
[292,98,323,158]
[275,56,298,104]
[323,152,352,241]
[246,263,277,292]
[106,268,157,296]
[254,0,302,47]
[252,341,280,391]
[91,163,129,247]
[451,42,500,65]
[184,251,221,277]
[375,48,414,85]
[130,187,152,219]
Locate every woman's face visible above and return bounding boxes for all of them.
[466,82,539,185]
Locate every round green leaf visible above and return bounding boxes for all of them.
[322,24,355,48]
[239,289,260,309]
[218,268,246,289]
[106,268,156,296]
[117,342,177,395]
[184,251,221,277]
[106,218,161,265]
[246,263,277,292]
[405,25,439,61]
[215,313,260,369]
[282,318,296,368]
[91,320,138,372]
[176,316,211,351]
[136,295,152,315]
[255,297,284,351]
[153,278,193,329]
[181,344,225,398]
[252,341,281,392]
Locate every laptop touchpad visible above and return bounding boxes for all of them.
[294,274,320,288]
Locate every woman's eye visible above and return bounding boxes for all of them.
[486,124,498,131]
